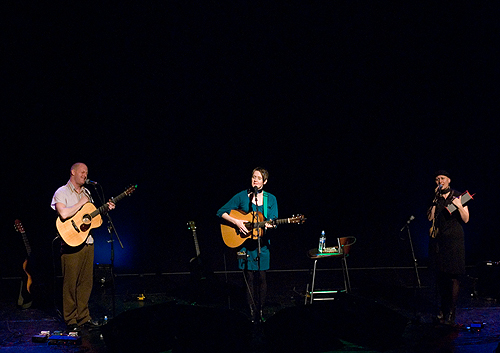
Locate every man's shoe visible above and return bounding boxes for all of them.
[444,311,457,327]
[434,311,445,325]
[67,324,80,332]
[82,319,101,330]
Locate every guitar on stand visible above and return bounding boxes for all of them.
[187,221,212,281]
[14,219,33,309]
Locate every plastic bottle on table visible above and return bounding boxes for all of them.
[318,230,326,253]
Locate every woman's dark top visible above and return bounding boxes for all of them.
[429,189,466,275]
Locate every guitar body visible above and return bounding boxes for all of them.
[221,210,265,248]
[189,255,213,281]
[56,203,103,247]
[18,257,33,309]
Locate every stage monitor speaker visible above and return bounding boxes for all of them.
[264,294,409,352]
[475,261,500,300]
[100,302,252,353]
[263,304,344,353]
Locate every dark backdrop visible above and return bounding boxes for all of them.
[1,2,498,280]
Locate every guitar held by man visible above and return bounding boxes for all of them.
[56,184,137,246]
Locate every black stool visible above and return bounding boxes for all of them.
[305,236,356,304]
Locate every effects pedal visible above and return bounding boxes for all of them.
[32,331,50,343]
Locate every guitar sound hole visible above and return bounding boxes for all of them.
[82,215,92,225]
[80,214,92,232]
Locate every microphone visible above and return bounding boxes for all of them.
[253,186,259,194]
[400,215,415,231]
[85,179,98,185]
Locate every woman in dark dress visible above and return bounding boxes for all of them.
[427,170,469,325]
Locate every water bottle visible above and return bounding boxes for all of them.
[318,230,326,253]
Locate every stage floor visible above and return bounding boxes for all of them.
[1,267,499,352]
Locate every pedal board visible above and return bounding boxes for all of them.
[48,334,82,345]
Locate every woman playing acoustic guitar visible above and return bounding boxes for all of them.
[217,167,278,324]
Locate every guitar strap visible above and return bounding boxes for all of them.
[263,191,270,247]
[263,191,268,219]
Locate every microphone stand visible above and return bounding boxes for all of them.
[253,189,262,271]
[400,215,421,288]
[245,188,261,322]
[104,211,124,319]
[400,215,423,323]
[254,188,266,323]
[93,185,124,320]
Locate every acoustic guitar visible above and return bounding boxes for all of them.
[188,221,212,280]
[14,219,33,309]
[221,209,306,248]
[56,185,137,246]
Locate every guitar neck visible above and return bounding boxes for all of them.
[21,233,32,257]
[192,230,201,257]
[95,189,132,216]
[14,220,31,257]
[254,217,291,228]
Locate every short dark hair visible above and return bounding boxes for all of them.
[434,170,451,179]
[252,167,269,182]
